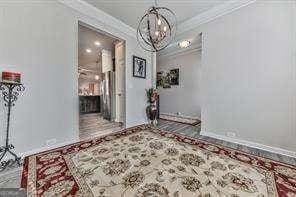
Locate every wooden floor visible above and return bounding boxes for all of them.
[156,119,296,165]
[157,118,201,138]
[79,113,123,140]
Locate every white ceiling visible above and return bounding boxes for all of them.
[84,0,230,29]
[79,24,117,70]
[78,24,118,82]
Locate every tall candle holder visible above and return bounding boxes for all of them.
[0,82,25,170]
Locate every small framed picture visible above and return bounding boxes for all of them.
[156,71,163,88]
[133,56,146,78]
[170,68,179,85]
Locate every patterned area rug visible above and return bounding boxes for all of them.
[21,125,296,196]
[159,114,201,126]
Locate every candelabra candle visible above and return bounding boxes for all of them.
[2,71,21,84]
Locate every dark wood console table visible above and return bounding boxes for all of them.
[79,95,100,114]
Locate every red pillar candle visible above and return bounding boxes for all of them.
[2,71,21,83]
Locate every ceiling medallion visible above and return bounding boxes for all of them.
[137,0,177,52]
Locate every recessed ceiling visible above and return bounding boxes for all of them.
[84,0,230,29]
[78,24,118,71]
[78,24,118,82]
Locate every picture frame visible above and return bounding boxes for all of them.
[133,56,146,79]
[163,72,171,88]
[156,71,163,88]
[169,68,179,85]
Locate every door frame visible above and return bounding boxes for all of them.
[77,21,126,129]
[114,41,126,123]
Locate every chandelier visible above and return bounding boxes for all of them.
[137,0,177,52]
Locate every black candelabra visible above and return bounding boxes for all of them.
[0,82,25,170]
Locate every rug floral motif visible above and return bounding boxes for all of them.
[21,125,296,196]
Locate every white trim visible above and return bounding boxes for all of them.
[59,0,257,38]
[178,0,256,35]
[158,45,202,58]
[160,112,200,121]
[58,0,136,38]
[200,131,296,159]
[20,139,79,158]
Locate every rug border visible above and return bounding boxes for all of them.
[153,126,296,169]
[21,124,296,194]
[20,124,144,189]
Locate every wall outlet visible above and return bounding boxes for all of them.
[46,139,57,147]
[226,132,236,138]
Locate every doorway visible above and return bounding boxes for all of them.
[78,23,125,140]
[156,33,203,138]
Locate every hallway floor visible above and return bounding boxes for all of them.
[79,113,123,140]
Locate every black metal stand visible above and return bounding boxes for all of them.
[0,82,25,171]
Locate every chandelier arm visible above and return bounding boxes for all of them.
[137,31,155,52]
[146,15,157,51]
[156,7,177,31]
[137,14,154,47]
[157,13,172,37]
[138,28,153,48]
[156,7,177,39]
[137,13,157,52]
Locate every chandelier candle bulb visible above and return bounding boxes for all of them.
[157,19,162,25]
[178,40,191,48]
[94,41,101,46]
[2,71,21,83]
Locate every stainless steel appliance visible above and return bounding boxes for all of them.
[100,71,112,120]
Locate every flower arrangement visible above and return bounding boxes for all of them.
[146,88,158,104]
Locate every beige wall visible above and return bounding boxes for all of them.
[0,0,153,156]
[198,1,295,153]
[157,50,202,118]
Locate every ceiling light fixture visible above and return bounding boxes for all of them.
[94,41,101,46]
[137,0,177,52]
[178,40,191,48]
[86,48,92,53]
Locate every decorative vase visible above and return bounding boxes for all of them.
[146,88,159,125]
[146,104,157,125]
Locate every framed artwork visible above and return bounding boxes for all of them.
[169,68,179,85]
[133,56,146,78]
[163,73,171,88]
[156,71,163,88]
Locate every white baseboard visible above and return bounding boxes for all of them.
[20,139,79,158]
[200,131,296,159]
[160,112,200,120]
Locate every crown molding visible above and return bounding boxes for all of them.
[58,0,136,38]
[59,0,256,41]
[177,0,256,35]
[158,43,202,59]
